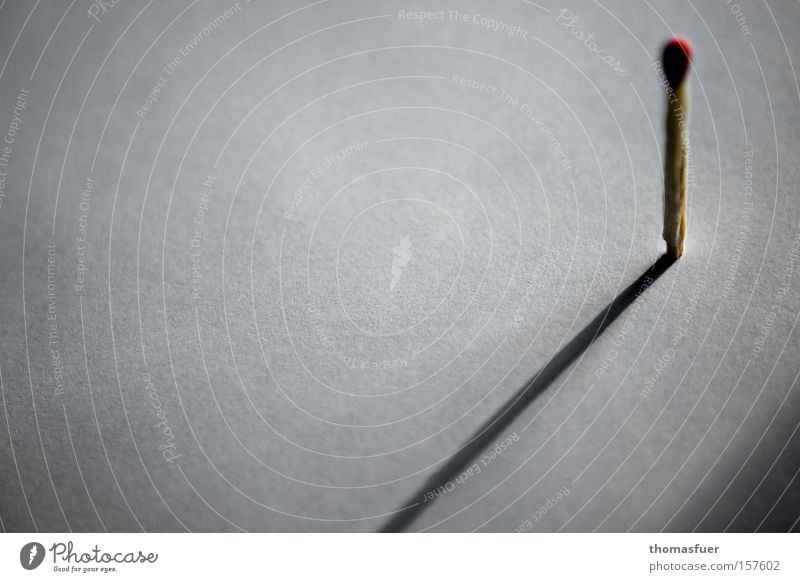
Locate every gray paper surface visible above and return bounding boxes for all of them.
[0,0,799,532]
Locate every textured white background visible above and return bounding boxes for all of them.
[0,0,798,532]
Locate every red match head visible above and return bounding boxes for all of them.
[662,37,693,87]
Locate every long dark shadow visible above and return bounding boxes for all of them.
[381,254,675,532]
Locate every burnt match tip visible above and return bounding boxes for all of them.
[662,37,693,88]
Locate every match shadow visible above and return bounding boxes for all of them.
[380,254,675,532]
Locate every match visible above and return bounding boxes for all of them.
[661,37,693,259]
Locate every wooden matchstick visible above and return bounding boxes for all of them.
[661,37,693,259]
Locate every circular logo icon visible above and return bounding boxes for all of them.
[19,542,45,570]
